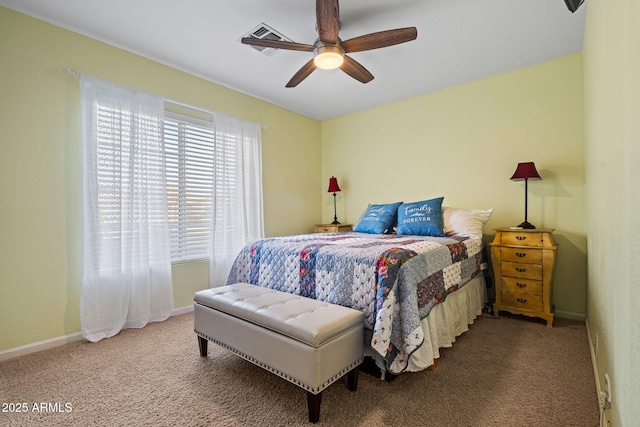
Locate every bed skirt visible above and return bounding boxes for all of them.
[364,274,486,372]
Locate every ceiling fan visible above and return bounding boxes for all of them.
[241,0,417,87]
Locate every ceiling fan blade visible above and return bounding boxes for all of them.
[241,38,314,52]
[286,59,318,87]
[340,55,374,84]
[341,27,417,53]
[316,0,340,44]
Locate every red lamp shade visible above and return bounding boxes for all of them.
[510,162,542,229]
[327,176,341,193]
[510,162,542,181]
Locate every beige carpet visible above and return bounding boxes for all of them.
[0,312,599,426]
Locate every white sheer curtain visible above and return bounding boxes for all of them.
[80,75,173,342]
[209,113,264,286]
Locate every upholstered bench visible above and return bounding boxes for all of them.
[194,283,364,423]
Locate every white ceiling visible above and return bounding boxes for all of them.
[1,0,586,121]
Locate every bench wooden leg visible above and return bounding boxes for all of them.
[307,391,322,423]
[198,336,208,357]
[347,366,359,391]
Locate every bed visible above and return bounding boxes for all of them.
[225,200,491,375]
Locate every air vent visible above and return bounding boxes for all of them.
[239,23,293,57]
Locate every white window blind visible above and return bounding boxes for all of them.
[91,99,169,271]
[163,102,263,270]
[164,110,216,262]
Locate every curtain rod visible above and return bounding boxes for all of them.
[63,67,267,130]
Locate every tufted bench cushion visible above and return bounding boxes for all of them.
[194,283,364,423]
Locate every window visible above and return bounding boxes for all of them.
[86,80,263,276]
[164,104,258,264]
[95,102,169,269]
[164,109,217,262]
[81,73,263,340]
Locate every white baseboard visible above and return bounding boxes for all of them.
[172,304,194,316]
[0,305,194,362]
[0,332,84,362]
[555,310,586,321]
[585,319,610,426]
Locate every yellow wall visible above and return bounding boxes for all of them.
[321,54,586,317]
[584,0,640,425]
[0,7,321,351]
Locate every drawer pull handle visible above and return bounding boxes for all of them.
[516,236,527,241]
[516,268,526,273]
[517,298,527,304]
[516,252,526,257]
[516,283,527,288]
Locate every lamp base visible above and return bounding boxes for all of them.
[517,221,536,229]
[331,192,340,225]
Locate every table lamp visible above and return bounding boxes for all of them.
[510,162,541,229]
[327,176,342,225]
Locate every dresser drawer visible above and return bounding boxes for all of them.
[501,247,542,264]
[501,261,543,279]
[501,290,543,312]
[500,232,544,247]
[314,224,353,233]
[501,276,543,295]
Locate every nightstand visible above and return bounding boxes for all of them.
[314,224,353,233]
[490,228,558,327]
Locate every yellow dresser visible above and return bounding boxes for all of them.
[490,228,557,327]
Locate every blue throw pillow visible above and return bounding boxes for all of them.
[396,197,445,237]
[354,202,402,234]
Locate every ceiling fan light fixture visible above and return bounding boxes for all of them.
[241,0,417,86]
[314,45,344,70]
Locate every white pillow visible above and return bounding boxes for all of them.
[442,207,493,240]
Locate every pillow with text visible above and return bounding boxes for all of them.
[396,197,445,237]
[354,202,403,234]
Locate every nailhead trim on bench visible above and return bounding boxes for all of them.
[195,330,363,394]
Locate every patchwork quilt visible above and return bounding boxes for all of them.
[225,232,487,374]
